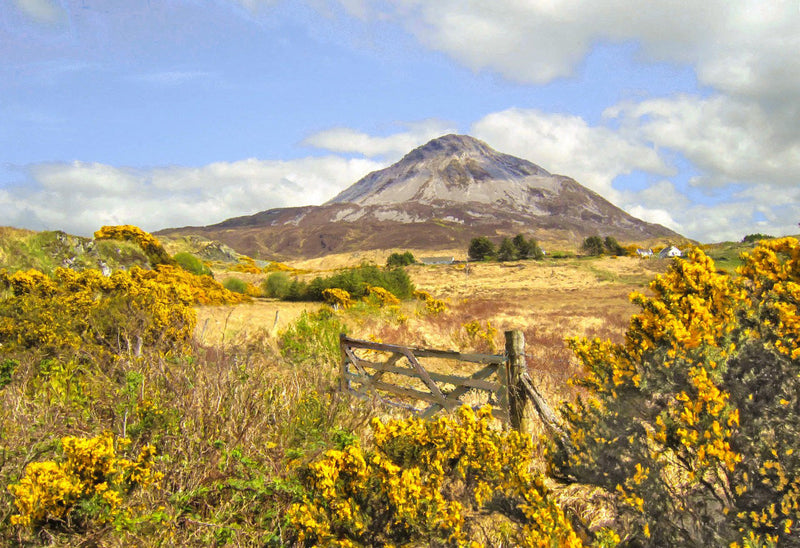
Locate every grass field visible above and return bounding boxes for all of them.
[197,255,670,412]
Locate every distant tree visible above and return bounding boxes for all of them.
[529,239,545,260]
[386,251,416,267]
[581,236,605,256]
[742,233,774,244]
[497,238,517,262]
[603,236,625,256]
[468,237,496,261]
[512,234,545,260]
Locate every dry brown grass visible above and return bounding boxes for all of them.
[196,256,663,414]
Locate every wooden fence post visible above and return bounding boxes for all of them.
[339,333,349,393]
[504,330,530,432]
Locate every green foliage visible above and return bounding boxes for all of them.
[603,236,625,256]
[223,276,248,294]
[173,252,212,276]
[581,236,605,256]
[279,265,414,303]
[468,236,496,261]
[263,271,292,299]
[742,233,774,244]
[497,237,517,262]
[278,308,347,367]
[0,358,16,389]
[386,251,416,267]
[513,233,545,260]
[553,239,800,546]
[0,229,152,274]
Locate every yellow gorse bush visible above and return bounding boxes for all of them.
[289,406,582,547]
[554,239,800,546]
[413,289,448,314]
[462,320,498,353]
[8,433,161,528]
[94,225,173,266]
[364,285,400,307]
[322,288,354,309]
[0,266,197,358]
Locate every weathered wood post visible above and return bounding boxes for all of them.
[339,333,349,393]
[504,330,531,432]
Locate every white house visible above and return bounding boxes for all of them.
[636,248,653,258]
[658,246,682,259]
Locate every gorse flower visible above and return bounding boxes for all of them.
[554,239,800,546]
[8,433,161,528]
[289,406,582,547]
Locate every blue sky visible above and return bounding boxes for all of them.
[2,0,798,241]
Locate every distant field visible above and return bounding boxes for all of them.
[197,255,674,407]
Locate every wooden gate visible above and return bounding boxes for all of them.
[339,330,562,433]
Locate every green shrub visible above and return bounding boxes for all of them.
[173,252,212,276]
[603,236,625,256]
[222,277,247,294]
[263,272,291,299]
[281,265,414,303]
[742,233,774,244]
[386,251,416,267]
[581,235,604,256]
[278,308,347,367]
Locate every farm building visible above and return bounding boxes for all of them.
[420,256,455,265]
[658,246,682,259]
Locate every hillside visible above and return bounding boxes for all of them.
[158,135,687,260]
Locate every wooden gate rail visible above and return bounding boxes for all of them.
[340,331,565,435]
[339,334,509,421]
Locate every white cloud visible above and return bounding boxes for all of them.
[606,94,800,188]
[2,156,384,237]
[471,108,671,200]
[12,0,64,24]
[620,179,800,242]
[347,1,800,98]
[303,119,457,160]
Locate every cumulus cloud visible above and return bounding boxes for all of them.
[303,119,457,160]
[347,1,800,98]
[471,108,672,200]
[606,94,800,188]
[2,156,384,237]
[12,0,64,24]
[620,179,800,242]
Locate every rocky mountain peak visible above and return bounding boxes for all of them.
[326,134,553,207]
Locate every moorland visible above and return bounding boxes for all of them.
[0,225,797,546]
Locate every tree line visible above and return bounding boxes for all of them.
[468,234,545,262]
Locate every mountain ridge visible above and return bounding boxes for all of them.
[158,134,686,259]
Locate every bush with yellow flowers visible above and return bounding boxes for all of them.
[94,225,174,266]
[8,432,161,531]
[0,266,196,359]
[289,406,583,547]
[414,289,448,314]
[322,288,354,309]
[153,264,246,305]
[364,285,400,307]
[462,319,498,353]
[551,238,800,546]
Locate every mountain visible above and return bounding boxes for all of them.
[158,135,685,259]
